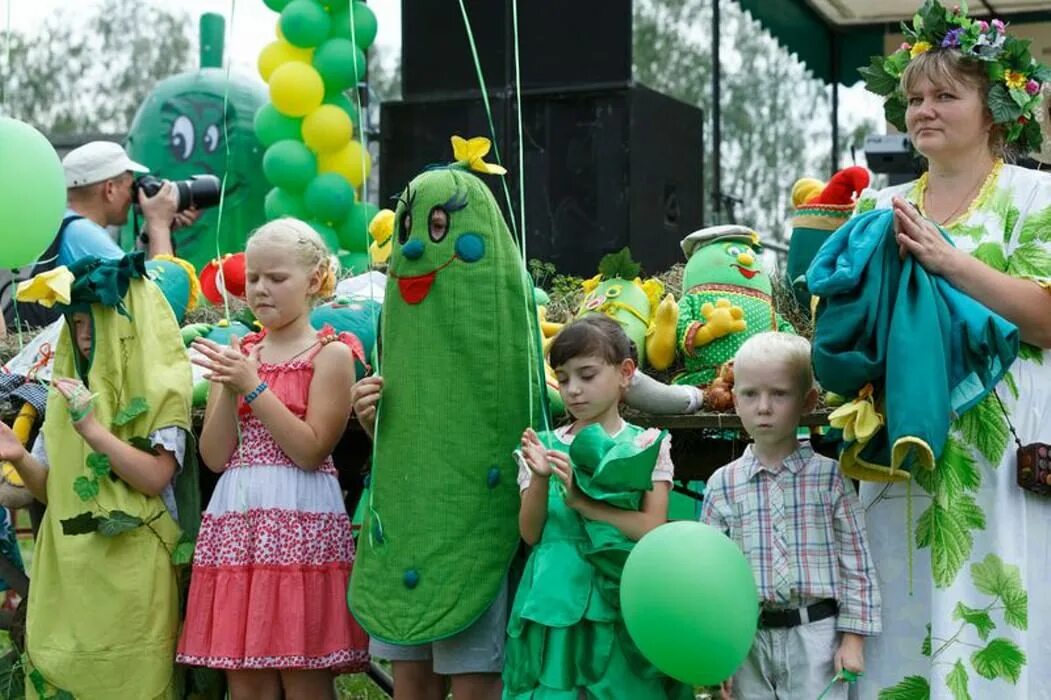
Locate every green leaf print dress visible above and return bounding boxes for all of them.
[855,163,1051,700]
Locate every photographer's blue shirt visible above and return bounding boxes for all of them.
[57,208,123,267]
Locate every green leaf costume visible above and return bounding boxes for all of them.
[348,163,543,643]
[25,255,196,699]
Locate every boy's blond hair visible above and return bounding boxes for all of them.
[733,331,814,394]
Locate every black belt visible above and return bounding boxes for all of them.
[759,599,838,629]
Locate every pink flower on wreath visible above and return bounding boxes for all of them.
[977,20,989,32]
[901,42,911,51]
[1027,79,1041,95]
[992,18,1006,33]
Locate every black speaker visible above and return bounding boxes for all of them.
[401,0,632,98]
[379,84,704,276]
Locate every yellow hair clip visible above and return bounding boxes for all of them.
[451,135,507,176]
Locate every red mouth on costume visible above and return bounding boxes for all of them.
[733,264,759,280]
[390,256,457,304]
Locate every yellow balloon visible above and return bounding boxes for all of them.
[269,62,325,118]
[302,105,354,154]
[318,140,372,188]
[257,39,313,82]
[276,20,284,40]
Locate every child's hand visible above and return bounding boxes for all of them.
[520,428,553,477]
[720,678,733,700]
[548,451,583,507]
[191,335,262,395]
[835,632,865,675]
[52,377,100,434]
[351,375,383,439]
[0,423,27,464]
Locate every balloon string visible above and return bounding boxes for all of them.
[2,0,11,112]
[212,0,236,326]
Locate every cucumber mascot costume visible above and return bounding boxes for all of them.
[349,137,543,643]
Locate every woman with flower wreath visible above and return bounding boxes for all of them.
[853,1,1051,697]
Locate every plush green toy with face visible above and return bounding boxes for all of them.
[122,14,267,271]
[348,137,543,644]
[649,225,794,387]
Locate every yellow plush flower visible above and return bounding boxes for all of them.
[1004,71,1027,90]
[368,208,395,265]
[828,384,884,444]
[910,41,932,58]
[451,135,507,176]
[16,266,74,308]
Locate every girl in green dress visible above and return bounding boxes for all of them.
[505,315,693,699]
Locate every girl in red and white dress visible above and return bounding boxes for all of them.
[178,218,369,699]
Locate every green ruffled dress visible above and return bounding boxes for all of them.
[503,422,693,700]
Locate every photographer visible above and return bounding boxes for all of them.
[59,140,198,265]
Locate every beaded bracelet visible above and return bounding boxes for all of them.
[245,381,269,405]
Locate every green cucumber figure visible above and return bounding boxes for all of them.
[123,13,267,271]
[348,137,543,643]
[649,225,794,387]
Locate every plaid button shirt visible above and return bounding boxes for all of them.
[700,442,881,635]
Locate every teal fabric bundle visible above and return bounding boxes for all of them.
[807,208,1018,481]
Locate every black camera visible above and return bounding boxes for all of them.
[133,174,222,211]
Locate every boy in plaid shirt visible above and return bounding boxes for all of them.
[701,332,880,700]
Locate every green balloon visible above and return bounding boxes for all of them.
[264,187,308,220]
[337,200,378,253]
[262,140,317,193]
[254,104,303,147]
[280,0,332,49]
[320,0,351,11]
[339,250,371,275]
[620,522,758,686]
[263,0,292,11]
[323,92,361,127]
[308,220,341,253]
[305,173,355,225]
[351,1,379,49]
[0,118,66,269]
[313,39,367,94]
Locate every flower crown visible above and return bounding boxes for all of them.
[860,0,1051,152]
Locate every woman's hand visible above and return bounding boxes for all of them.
[350,375,383,439]
[191,335,261,395]
[891,196,964,276]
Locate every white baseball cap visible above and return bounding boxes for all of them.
[62,141,149,188]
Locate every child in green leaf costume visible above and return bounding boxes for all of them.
[649,225,794,387]
[1,253,197,699]
[348,137,543,696]
[505,315,692,699]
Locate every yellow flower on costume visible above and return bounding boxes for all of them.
[451,135,507,176]
[910,41,932,58]
[828,384,884,444]
[1004,71,1027,90]
[15,266,74,308]
[369,208,395,265]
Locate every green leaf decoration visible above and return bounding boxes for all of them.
[915,434,981,501]
[946,659,971,700]
[971,638,1026,683]
[112,396,149,427]
[1002,588,1029,630]
[916,494,985,588]
[1034,64,1051,83]
[856,197,877,215]
[28,670,48,695]
[1018,343,1044,365]
[172,532,196,565]
[96,509,144,537]
[1017,205,1051,245]
[953,602,996,640]
[922,623,932,656]
[1003,371,1019,400]
[952,222,988,242]
[86,452,111,478]
[859,56,899,96]
[878,675,930,700]
[59,511,100,535]
[1009,87,1031,109]
[73,475,99,502]
[884,96,907,131]
[597,247,641,281]
[972,243,1008,272]
[128,436,159,455]
[957,393,1009,465]
[54,691,75,700]
[971,553,1025,599]
[1006,241,1051,279]
[988,84,1023,123]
